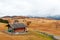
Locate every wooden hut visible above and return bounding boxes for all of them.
[7,20,27,34]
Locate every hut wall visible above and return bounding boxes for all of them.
[14,28,25,32]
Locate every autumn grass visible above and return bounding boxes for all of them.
[0,28,54,40]
[0,20,58,40]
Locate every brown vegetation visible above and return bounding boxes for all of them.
[0,16,60,40]
[1,17,60,35]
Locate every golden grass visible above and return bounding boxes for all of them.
[3,18,60,35]
[0,23,7,30]
[27,19,60,36]
[0,22,54,40]
[0,18,60,40]
[0,29,53,40]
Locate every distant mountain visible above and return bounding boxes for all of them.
[1,16,29,19]
[47,15,60,20]
[1,15,60,20]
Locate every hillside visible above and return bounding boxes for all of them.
[0,16,60,40]
[0,23,54,40]
[0,30,54,40]
[1,16,60,35]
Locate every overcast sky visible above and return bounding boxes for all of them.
[0,0,60,17]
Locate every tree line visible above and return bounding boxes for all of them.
[0,19,8,23]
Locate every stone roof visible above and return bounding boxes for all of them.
[9,23,27,29]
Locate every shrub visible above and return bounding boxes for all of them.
[27,21,31,25]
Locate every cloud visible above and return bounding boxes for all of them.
[0,0,60,17]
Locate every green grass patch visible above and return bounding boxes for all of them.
[29,30,55,40]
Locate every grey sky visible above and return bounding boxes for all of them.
[0,0,60,17]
